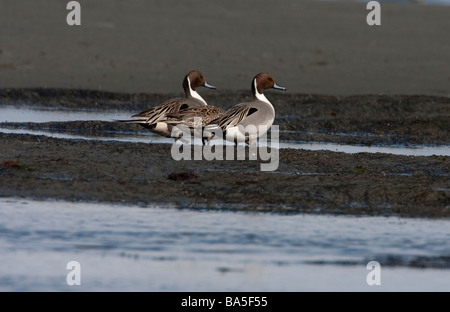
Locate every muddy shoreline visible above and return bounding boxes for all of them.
[1,88,449,145]
[1,88,449,218]
[1,132,448,218]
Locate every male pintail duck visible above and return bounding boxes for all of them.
[207,72,286,145]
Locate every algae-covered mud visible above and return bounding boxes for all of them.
[0,88,448,218]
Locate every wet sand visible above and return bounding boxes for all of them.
[0,1,449,218]
[0,131,448,218]
[0,0,449,96]
[1,89,449,218]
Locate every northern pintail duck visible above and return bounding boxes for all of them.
[208,72,286,145]
[118,70,215,138]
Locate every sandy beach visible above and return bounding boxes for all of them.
[0,0,449,95]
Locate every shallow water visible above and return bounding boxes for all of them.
[0,198,449,291]
[1,106,449,157]
[0,106,130,123]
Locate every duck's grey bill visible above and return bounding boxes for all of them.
[204,82,216,89]
[273,83,286,91]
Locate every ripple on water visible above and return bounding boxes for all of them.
[0,198,449,291]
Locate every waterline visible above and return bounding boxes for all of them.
[0,197,449,291]
[1,127,448,157]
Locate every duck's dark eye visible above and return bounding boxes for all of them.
[268,77,273,81]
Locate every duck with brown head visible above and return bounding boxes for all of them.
[208,72,286,145]
[117,70,216,138]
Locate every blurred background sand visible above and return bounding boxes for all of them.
[0,0,449,95]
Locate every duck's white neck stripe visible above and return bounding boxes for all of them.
[188,77,207,106]
[254,78,270,104]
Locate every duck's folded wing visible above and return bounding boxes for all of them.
[211,103,258,129]
[131,98,189,124]
[165,106,225,128]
